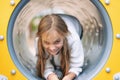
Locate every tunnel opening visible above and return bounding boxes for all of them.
[7,0,113,80]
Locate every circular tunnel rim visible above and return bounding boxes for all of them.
[7,0,113,80]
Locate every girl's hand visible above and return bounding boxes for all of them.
[62,76,71,80]
[62,72,76,80]
[47,73,59,80]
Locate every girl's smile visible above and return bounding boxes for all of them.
[42,29,64,55]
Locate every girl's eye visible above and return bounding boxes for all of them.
[54,40,60,44]
[44,41,49,45]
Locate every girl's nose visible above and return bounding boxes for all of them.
[49,45,56,51]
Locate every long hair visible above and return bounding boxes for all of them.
[36,14,70,78]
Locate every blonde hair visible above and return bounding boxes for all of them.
[36,14,70,78]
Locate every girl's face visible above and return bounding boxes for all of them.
[41,30,64,55]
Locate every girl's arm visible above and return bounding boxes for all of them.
[44,56,56,79]
[67,39,84,79]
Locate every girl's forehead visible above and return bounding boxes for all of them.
[42,30,63,41]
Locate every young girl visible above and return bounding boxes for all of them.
[36,14,84,80]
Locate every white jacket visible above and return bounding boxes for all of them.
[44,15,84,79]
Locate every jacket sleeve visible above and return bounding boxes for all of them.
[68,39,84,76]
[44,57,54,79]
